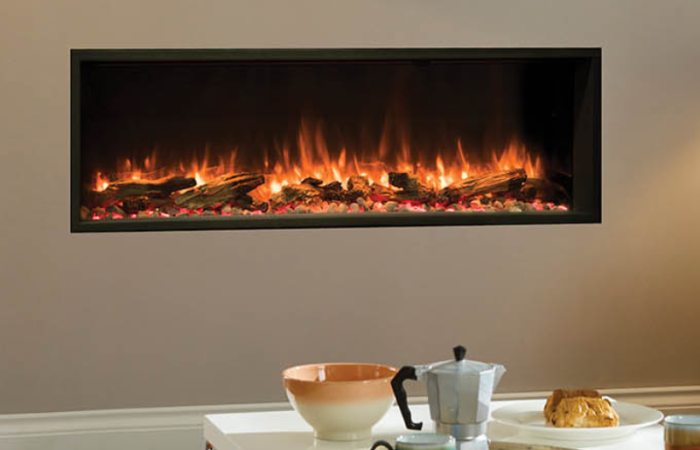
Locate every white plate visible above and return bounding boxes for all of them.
[491,399,663,443]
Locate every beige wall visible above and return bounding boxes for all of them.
[1,0,700,414]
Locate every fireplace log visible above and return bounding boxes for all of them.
[369,183,393,202]
[515,178,570,203]
[121,195,172,213]
[301,177,324,187]
[174,173,265,209]
[84,175,197,207]
[106,176,196,198]
[438,169,527,204]
[269,180,323,209]
[321,181,345,201]
[388,172,435,203]
[229,194,253,210]
[269,177,365,208]
[346,176,371,201]
[80,206,91,220]
[224,194,268,212]
[251,200,269,213]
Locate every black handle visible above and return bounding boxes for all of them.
[391,366,423,430]
[453,345,466,361]
[370,440,394,450]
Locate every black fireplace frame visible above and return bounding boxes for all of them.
[71,48,601,232]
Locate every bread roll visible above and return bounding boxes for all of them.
[544,389,601,421]
[549,397,620,428]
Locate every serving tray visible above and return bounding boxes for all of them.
[203,402,663,450]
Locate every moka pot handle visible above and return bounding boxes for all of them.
[391,366,423,431]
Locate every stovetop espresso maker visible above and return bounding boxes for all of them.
[391,346,506,446]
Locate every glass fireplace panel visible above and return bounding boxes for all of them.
[71,49,601,232]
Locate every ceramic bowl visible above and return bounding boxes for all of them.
[282,363,398,441]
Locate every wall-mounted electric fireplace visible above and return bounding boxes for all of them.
[71,48,601,232]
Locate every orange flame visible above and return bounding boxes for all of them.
[92,118,544,199]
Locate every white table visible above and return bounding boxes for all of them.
[204,401,663,450]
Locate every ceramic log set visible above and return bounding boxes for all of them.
[392,346,506,444]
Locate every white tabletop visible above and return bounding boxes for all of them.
[204,401,663,450]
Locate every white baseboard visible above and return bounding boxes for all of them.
[0,386,698,450]
[0,402,292,439]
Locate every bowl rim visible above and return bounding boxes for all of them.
[665,415,700,426]
[282,362,398,384]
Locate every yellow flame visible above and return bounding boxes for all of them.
[91,118,545,200]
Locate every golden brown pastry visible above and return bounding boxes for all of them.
[544,389,601,421]
[549,397,620,428]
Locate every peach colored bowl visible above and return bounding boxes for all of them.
[282,363,398,441]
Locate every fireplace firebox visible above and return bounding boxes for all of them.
[71,48,601,232]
